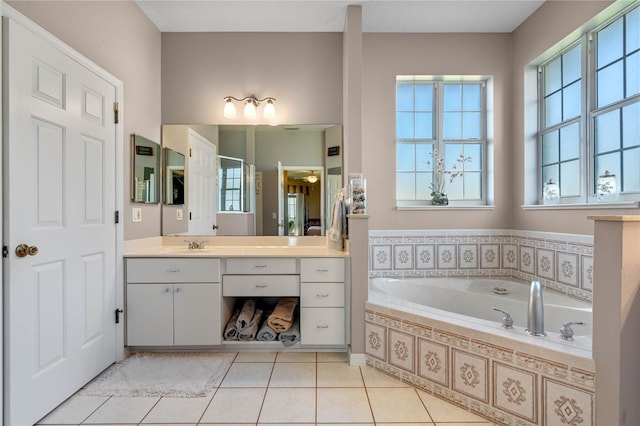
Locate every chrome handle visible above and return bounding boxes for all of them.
[492,307,514,329]
[175,287,182,293]
[166,269,180,273]
[255,284,268,288]
[316,294,329,298]
[163,287,171,293]
[316,268,329,272]
[560,321,586,341]
[316,324,329,329]
[254,264,267,268]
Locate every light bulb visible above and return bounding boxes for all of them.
[244,100,257,119]
[263,99,276,120]
[307,174,318,183]
[223,98,236,118]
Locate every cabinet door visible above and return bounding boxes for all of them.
[127,284,174,346]
[174,283,221,346]
[300,308,345,345]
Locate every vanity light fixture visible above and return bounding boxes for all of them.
[223,96,276,120]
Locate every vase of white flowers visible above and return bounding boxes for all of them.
[428,150,471,205]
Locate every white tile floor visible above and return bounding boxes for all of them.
[37,352,496,426]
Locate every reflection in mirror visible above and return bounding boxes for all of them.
[164,148,185,205]
[131,134,160,203]
[161,124,342,236]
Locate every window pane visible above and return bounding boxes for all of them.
[597,61,625,107]
[415,112,433,139]
[595,152,620,182]
[463,172,482,199]
[462,112,481,139]
[623,147,640,192]
[626,6,639,54]
[396,112,414,139]
[416,144,432,171]
[563,45,582,84]
[560,123,580,161]
[415,84,433,111]
[415,172,430,199]
[545,92,562,127]
[623,102,640,149]
[560,160,580,196]
[396,173,416,200]
[444,144,463,171]
[598,17,624,68]
[545,56,562,95]
[463,144,482,172]
[463,85,481,110]
[396,144,415,171]
[595,110,621,154]
[397,84,414,110]
[542,164,559,184]
[446,177,463,199]
[542,131,559,165]
[627,51,639,97]
[444,112,461,139]
[563,81,581,120]
[444,84,461,110]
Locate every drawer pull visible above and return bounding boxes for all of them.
[316,268,330,272]
[255,284,268,288]
[316,293,330,298]
[166,269,180,273]
[316,324,329,329]
[163,287,171,293]
[253,264,268,268]
[175,287,182,293]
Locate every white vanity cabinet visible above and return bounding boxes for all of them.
[126,258,221,346]
[300,258,346,346]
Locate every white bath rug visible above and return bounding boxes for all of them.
[80,352,235,398]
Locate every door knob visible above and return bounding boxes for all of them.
[212,224,219,230]
[15,244,38,258]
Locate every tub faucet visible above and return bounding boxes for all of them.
[184,240,206,250]
[525,280,546,336]
[492,307,514,329]
[560,321,585,341]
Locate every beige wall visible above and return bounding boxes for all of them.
[362,33,513,231]
[161,32,343,125]
[8,0,163,240]
[510,1,616,236]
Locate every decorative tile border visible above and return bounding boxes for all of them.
[365,302,596,426]
[369,229,594,303]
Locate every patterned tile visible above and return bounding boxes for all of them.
[581,256,593,291]
[437,244,457,269]
[458,244,478,269]
[557,252,579,287]
[537,248,555,280]
[493,362,537,423]
[371,245,392,270]
[480,244,500,269]
[393,244,414,270]
[388,329,415,373]
[452,349,489,404]
[417,338,448,387]
[415,244,436,269]
[543,378,593,426]
[364,321,387,362]
[502,244,518,270]
[519,246,535,275]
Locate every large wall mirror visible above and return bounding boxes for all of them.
[161,124,343,237]
[131,134,160,203]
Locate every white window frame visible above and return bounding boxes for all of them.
[396,76,490,208]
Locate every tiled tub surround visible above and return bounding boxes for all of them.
[369,229,594,303]
[365,301,595,426]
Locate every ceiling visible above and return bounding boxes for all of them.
[135,0,545,33]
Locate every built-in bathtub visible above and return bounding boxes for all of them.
[365,277,595,426]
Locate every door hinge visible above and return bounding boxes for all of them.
[115,308,124,324]
[114,102,119,124]
[189,212,192,220]
[189,145,192,157]
[2,245,8,258]
[115,210,120,224]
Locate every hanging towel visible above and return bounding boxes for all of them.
[256,315,278,341]
[328,188,347,242]
[224,310,241,341]
[238,308,263,341]
[236,299,256,330]
[277,319,301,347]
[267,298,298,332]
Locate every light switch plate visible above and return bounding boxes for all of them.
[176,208,183,221]
[132,207,142,222]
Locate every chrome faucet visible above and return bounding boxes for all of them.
[525,280,546,336]
[184,240,206,250]
[492,307,514,329]
[560,321,585,341]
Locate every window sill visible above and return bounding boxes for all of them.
[522,201,640,210]
[396,205,495,211]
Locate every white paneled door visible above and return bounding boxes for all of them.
[4,18,118,425]
[188,129,218,235]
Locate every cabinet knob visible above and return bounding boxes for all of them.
[175,287,182,293]
[164,287,171,293]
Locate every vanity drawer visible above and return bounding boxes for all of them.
[226,258,297,275]
[300,282,344,307]
[301,308,345,345]
[300,258,344,282]
[222,275,300,297]
[127,258,221,283]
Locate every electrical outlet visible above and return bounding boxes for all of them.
[176,208,183,221]
[132,207,142,222]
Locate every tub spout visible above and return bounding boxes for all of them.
[525,280,546,337]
